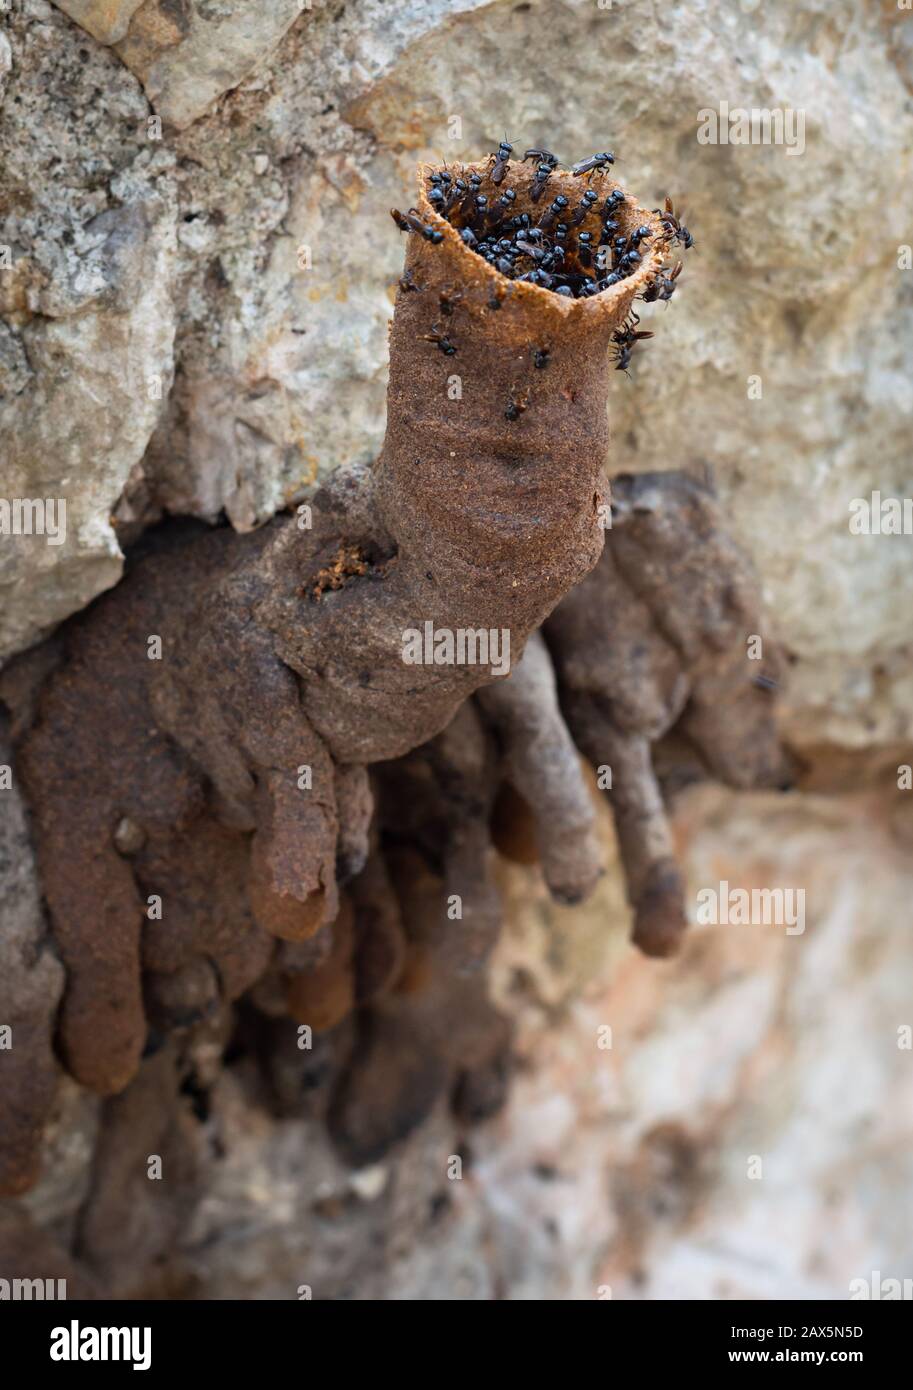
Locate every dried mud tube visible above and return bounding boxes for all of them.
[0,146,782,1289]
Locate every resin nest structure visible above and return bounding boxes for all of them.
[0,149,784,1292]
[405,149,687,306]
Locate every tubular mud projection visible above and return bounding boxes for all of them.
[0,0,912,1307]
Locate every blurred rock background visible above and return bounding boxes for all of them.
[1,0,912,1298]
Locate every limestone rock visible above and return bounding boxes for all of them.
[53,0,147,46]
[54,0,308,130]
[0,192,177,659]
[0,722,64,1195]
[114,0,305,131]
[0,6,176,660]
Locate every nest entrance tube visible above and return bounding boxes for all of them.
[376,158,671,629]
[412,156,668,304]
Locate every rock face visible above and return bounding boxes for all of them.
[113,0,305,131]
[0,3,176,657]
[0,720,65,1196]
[1,0,911,1299]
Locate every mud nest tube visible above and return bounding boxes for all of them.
[0,148,784,1289]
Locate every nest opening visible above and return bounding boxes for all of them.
[394,146,687,305]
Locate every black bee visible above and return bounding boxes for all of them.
[519,268,554,288]
[603,189,625,215]
[515,238,547,262]
[533,346,550,369]
[459,174,483,219]
[660,260,684,299]
[538,194,569,232]
[505,387,530,420]
[445,178,467,213]
[441,179,466,214]
[569,189,599,226]
[656,261,684,301]
[508,212,532,234]
[576,231,594,267]
[629,224,652,248]
[611,312,654,373]
[572,151,616,176]
[423,323,457,355]
[489,139,513,185]
[642,260,683,303]
[522,147,559,167]
[438,289,463,317]
[471,194,489,230]
[529,162,553,202]
[656,197,695,250]
[399,268,420,292]
[391,207,444,242]
[613,344,634,372]
[391,207,423,233]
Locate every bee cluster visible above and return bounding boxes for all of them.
[391,143,693,311]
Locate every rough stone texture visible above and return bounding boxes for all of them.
[2,0,912,1300]
[52,0,146,46]
[0,720,65,1195]
[111,0,306,132]
[482,784,913,1301]
[0,1,176,659]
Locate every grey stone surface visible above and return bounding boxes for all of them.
[1,5,176,658]
[52,0,146,46]
[0,728,63,1032]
